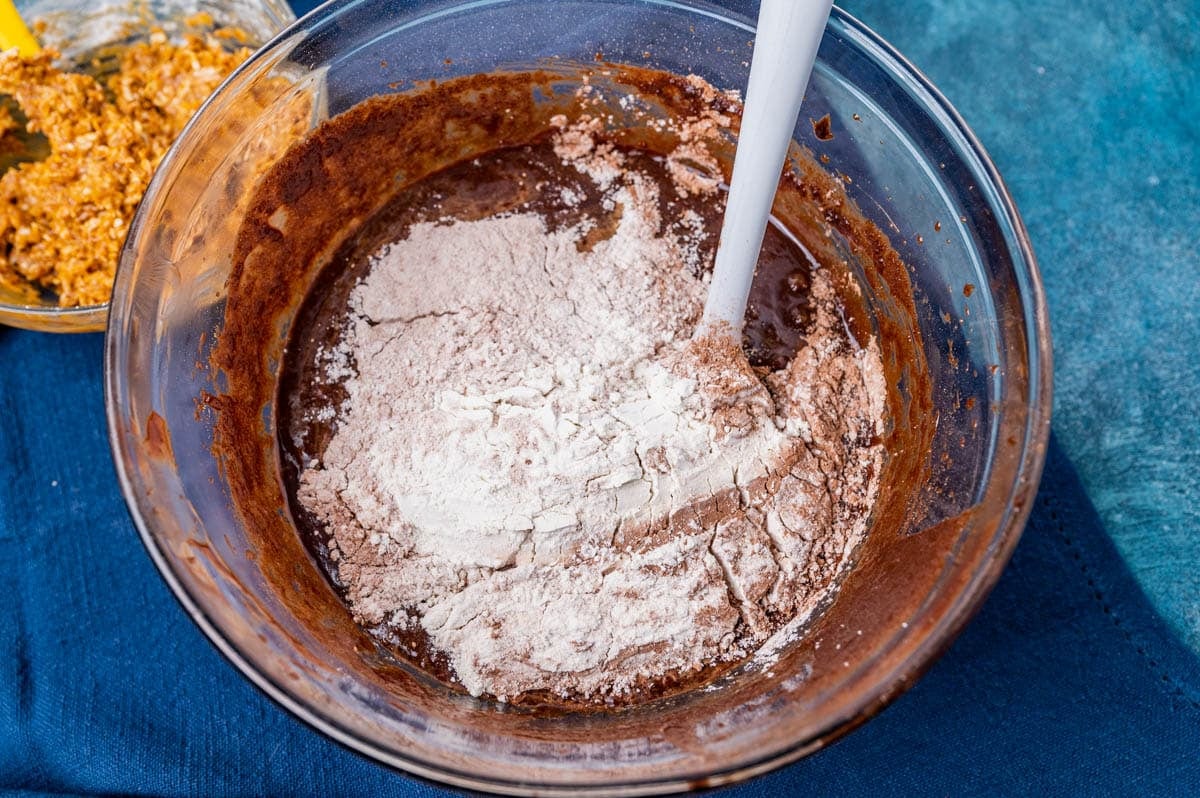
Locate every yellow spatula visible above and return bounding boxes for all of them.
[0,0,45,176]
[0,0,39,57]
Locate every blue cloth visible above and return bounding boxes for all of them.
[2,0,1199,794]
[839,0,1200,669]
[2,331,1197,794]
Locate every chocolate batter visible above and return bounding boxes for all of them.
[209,64,934,713]
[277,139,837,700]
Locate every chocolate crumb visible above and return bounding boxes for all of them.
[812,113,834,141]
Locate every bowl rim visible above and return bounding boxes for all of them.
[0,298,107,316]
[105,1,1053,794]
[0,298,108,333]
[0,299,106,313]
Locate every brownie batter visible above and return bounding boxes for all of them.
[209,64,935,711]
[278,135,873,702]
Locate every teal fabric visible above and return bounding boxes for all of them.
[837,0,1200,651]
[2,0,1198,794]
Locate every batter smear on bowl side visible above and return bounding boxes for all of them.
[279,93,889,705]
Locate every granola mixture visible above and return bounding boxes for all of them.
[0,27,250,306]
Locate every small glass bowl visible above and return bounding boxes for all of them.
[106,0,1052,794]
[0,0,294,332]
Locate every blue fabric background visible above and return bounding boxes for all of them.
[2,0,1198,794]
[841,0,1200,664]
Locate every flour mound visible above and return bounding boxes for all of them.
[296,122,886,703]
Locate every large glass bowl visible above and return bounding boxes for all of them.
[0,0,294,332]
[105,0,1052,794]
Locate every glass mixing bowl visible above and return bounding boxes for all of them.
[105,0,1052,793]
[0,0,294,332]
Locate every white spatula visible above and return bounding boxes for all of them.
[697,0,834,338]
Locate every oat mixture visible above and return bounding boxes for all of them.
[0,28,249,306]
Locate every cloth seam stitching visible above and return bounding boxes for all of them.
[1045,492,1200,710]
